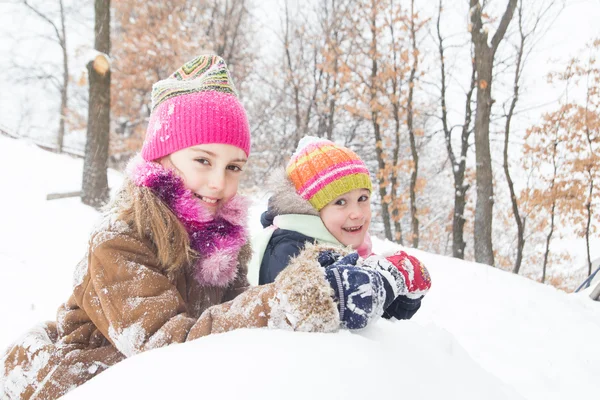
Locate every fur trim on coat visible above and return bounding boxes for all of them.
[266,169,319,217]
[187,242,345,340]
[268,242,343,332]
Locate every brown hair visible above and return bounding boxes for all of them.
[111,179,195,273]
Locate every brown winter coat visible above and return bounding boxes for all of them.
[0,215,340,399]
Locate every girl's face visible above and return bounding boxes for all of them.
[319,188,371,249]
[161,143,247,214]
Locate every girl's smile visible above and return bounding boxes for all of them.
[342,225,364,233]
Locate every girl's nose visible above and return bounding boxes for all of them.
[348,205,363,220]
[208,171,225,192]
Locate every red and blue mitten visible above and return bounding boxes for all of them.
[361,251,431,320]
[385,251,431,298]
[362,251,431,300]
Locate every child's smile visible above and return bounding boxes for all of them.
[193,193,221,207]
[342,225,364,233]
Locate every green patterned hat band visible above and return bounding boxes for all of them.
[151,55,239,111]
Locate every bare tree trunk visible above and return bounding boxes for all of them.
[407,0,419,248]
[373,118,393,241]
[506,3,526,274]
[82,0,110,209]
[472,36,495,266]
[58,0,68,152]
[469,0,518,266]
[369,3,393,241]
[437,0,474,259]
[390,100,403,244]
[454,64,476,260]
[585,176,593,276]
[542,127,561,283]
[542,200,555,283]
[388,0,404,245]
[583,72,595,276]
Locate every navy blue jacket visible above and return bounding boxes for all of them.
[258,210,422,320]
[258,210,316,285]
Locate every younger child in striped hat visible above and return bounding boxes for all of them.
[254,136,431,325]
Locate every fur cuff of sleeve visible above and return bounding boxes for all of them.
[268,243,343,332]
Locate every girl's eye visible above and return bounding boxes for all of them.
[227,165,243,172]
[358,195,370,202]
[335,199,347,206]
[195,158,210,166]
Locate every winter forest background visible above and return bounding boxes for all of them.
[0,0,599,292]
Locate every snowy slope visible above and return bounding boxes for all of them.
[1,135,599,400]
[62,325,523,400]
[0,136,122,348]
[399,247,600,400]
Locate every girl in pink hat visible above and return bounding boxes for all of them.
[0,55,354,399]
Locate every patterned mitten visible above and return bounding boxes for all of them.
[319,251,387,330]
[362,251,431,300]
[386,251,431,298]
[317,249,344,268]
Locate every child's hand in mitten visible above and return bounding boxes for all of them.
[386,251,431,298]
[319,251,387,329]
[363,251,431,300]
[317,249,344,267]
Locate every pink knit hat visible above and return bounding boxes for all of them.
[141,55,251,161]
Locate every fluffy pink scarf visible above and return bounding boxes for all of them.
[128,156,249,287]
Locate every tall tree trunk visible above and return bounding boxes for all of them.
[373,118,393,241]
[454,64,475,260]
[82,0,110,209]
[542,135,560,283]
[389,0,403,245]
[390,100,403,244]
[58,0,68,153]
[542,200,555,283]
[369,1,392,241]
[472,46,495,266]
[583,78,595,276]
[469,0,518,266]
[437,0,474,259]
[585,176,593,276]
[407,0,419,248]
[506,3,526,274]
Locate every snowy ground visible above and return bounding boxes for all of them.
[1,135,599,399]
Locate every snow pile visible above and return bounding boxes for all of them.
[383,246,600,400]
[1,135,599,400]
[63,324,522,400]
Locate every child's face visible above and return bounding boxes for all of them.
[161,144,247,214]
[320,188,371,249]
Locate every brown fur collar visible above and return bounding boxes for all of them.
[266,170,319,217]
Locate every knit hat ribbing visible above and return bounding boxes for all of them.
[286,136,372,211]
[141,55,250,161]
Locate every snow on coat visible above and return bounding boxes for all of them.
[0,204,251,399]
[0,182,342,400]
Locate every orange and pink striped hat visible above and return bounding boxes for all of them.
[286,136,372,210]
